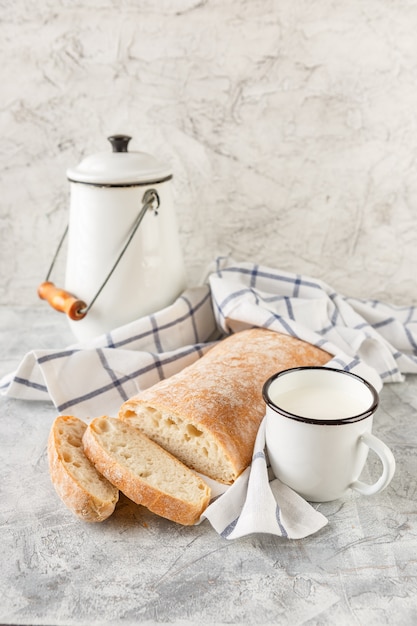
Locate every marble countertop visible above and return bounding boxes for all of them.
[1,307,416,626]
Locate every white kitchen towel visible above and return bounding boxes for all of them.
[201,419,328,539]
[2,258,417,539]
[0,285,219,417]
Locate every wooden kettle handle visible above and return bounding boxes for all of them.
[37,282,87,320]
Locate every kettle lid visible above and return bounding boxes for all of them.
[66,135,172,185]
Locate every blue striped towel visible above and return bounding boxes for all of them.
[2,258,417,539]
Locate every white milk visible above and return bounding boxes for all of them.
[270,386,369,420]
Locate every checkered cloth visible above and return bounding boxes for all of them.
[2,258,417,539]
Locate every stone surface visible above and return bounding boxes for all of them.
[1,1,417,309]
[1,306,417,625]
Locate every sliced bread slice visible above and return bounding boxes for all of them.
[82,416,211,526]
[48,415,119,522]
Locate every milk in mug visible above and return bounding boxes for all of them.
[269,386,370,420]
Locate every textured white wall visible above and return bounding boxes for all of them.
[1,0,417,308]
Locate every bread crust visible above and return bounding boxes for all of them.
[48,415,119,522]
[82,417,211,526]
[119,328,331,483]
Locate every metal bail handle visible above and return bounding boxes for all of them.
[38,188,160,321]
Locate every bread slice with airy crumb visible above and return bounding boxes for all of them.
[48,415,119,522]
[82,416,211,526]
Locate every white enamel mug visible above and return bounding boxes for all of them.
[262,367,396,502]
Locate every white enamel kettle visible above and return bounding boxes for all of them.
[38,135,187,342]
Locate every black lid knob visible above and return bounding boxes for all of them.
[108,135,132,153]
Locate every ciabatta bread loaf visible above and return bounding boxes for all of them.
[118,328,331,484]
[48,415,119,522]
[82,416,211,526]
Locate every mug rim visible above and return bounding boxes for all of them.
[262,366,379,425]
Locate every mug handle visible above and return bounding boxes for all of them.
[350,432,396,496]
